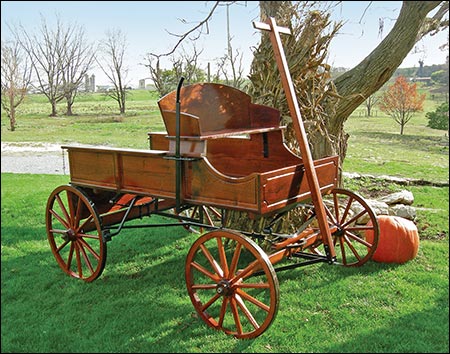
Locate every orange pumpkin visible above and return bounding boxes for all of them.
[366,215,419,264]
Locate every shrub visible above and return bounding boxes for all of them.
[426,102,449,130]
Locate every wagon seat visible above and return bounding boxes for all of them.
[149,82,303,177]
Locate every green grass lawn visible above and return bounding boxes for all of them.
[1,173,448,353]
[1,88,449,352]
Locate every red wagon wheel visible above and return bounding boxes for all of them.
[307,188,379,267]
[185,230,279,339]
[46,185,106,282]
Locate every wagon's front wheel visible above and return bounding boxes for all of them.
[185,230,279,339]
[308,188,379,267]
[46,185,106,282]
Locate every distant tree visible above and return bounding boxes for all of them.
[426,102,449,132]
[378,76,426,134]
[431,69,449,86]
[96,28,130,114]
[59,23,95,116]
[14,16,94,116]
[1,40,33,131]
[365,94,379,117]
[145,44,206,97]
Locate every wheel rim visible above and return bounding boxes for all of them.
[185,230,279,339]
[308,188,379,266]
[46,185,106,282]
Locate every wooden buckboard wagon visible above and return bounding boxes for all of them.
[45,18,379,339]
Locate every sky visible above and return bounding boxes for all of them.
[1,1,448,88]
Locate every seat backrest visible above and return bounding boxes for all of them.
[158,83,280,137]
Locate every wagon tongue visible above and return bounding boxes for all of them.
[253,17,336,263]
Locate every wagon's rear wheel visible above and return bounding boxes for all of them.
[307,188,379,267]
[46,185,106,282]
[185,230,279,339]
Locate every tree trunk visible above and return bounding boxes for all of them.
[9,109,16,132]
[66,102,74,116]
[50,101,58,117]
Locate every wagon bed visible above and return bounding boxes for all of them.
[63,83,338,216]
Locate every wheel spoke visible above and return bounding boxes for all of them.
[200,243,224,277]
[55,194,71,226]
[228,242,242,276]
[77,240,95,274]
[65,242,75,271]
[74,195,83,229]
[77,215,94,233]
[191,283,217,290]
[218,297,229,328]
[236,288,270,312]
[229,259,261,285]
[345,230,373,248]
[235,293,259,329]
[201,293,221,312]
[66,192,76,228]
[230,297,243,335]
[190,261,221,282]
[49,209,70,229]
[341,209,367,229]
[78,237,101,261]
[342,234,362,262]
[55,239,70,254]
[339,196,353,224]
[216,236,229,278]
[75,242,83,278]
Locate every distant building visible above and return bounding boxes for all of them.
[410,77,432,84]
[83,74,96,92]
[89,74,95,92]
[96,85,114,92]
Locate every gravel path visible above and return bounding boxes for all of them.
[1,142,70,175]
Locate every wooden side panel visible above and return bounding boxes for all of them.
[261,155,339,214]
[120,153,176,198]
[68,150,117,189]
[185,159,261,212]
[65,147,175,198]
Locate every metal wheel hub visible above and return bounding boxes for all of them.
[216,279,233,296]
[333,225,345,237]
[63,228,77,241]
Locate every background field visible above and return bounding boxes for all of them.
[1,88,448,353]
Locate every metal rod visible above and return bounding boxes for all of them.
[175,77,185,213]
[106,196,138,238]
